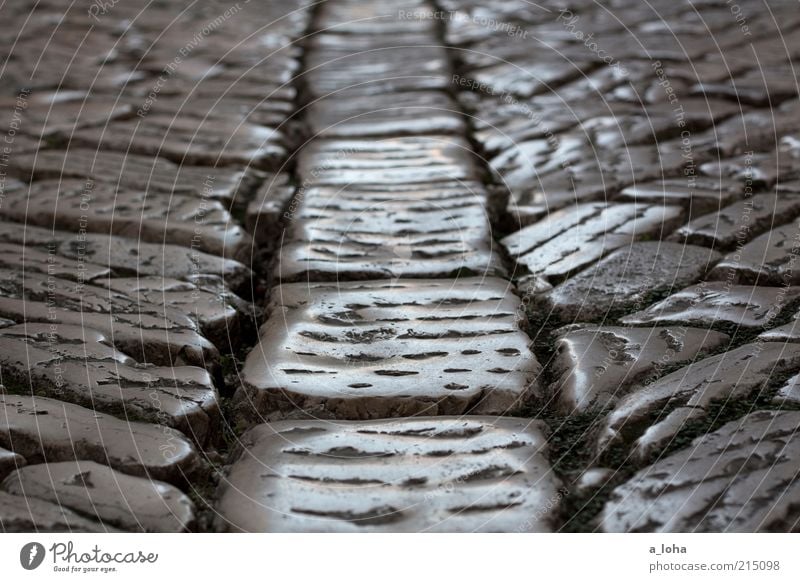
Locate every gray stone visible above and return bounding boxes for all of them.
[550,325,729,413]
[0,394,200,485]
[237,278,541,422]
[0,448,24,481]
[596,342,800,460]
[0,490,111,532]
[622,282,800,330]
[215,417,562,532]
[601,411,800,532]
[2,461,195,532]
[540,242,719,322]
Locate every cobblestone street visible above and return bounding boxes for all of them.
[1,0,800,533]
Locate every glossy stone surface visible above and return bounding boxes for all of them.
[2,461,195,532]
[550,325,729,413]
[238,278,541,422]
[215,417,561,532]
[601,411,800,532]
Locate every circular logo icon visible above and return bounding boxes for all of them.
[20,542,46,570]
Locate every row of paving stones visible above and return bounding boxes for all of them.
[0,0,315,531]
[438,0,800,531]
[214,0,566,533]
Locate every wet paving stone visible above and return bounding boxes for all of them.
[0,448,24,481]
[596,342,800,461]
[616,178,741,219]
[550,325,730,413]
[8,148,256,203]
[0,323,219,445]
[0,179,252,260]
[601,410,800,532]
[245,173,295,248]
[621,282,800,330]
[2,461,195,532]
[540,242,720,323]
[237,278,541,422]
[0,267,219,369]
[672,193,800,250]
[68,115,287,170]
[501,204,684,289]
[215,417,561,532]
[0,490,111,532]
[707,220,800,285]
[0,394,200,486]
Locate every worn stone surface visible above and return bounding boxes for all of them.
[622,282,800,330]
[215,417,561,532]
[601,411,800,532]
[0,394,200,486]
[246,173,295,247]
[0,180,252,260]
[238,278,541,421]
[550,325,730,413]
[707,220,800,285]
[0,448,25,481]
[596,342,800,460]
[617,179,742,219]
[539,242,720,322]
[0,323,219,445]
[2,461,195,532]
[0,490,111,533]
[672,194,800,250]
[502,204,684,288]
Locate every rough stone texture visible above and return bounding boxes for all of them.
[0,490,111,533]
[238,278,541,422]
[0,323,219,445]
[246,173,295,247]
[8,148,256,203]
[707,220,800,285]
[0,394,200,486]
[2,461,195,532]
[550,325,730,413]
[0,448,25,481]
[215,417,562,532]
[68,115,286,170]
[0,180,252,260]
[502,204,684,289]
[601,411,800,532]
[596,342,800,460]
[539,242,720,322]
[0,268,219,370]
[622,282,800,330]
[672,194,800,250]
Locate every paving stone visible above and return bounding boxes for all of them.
[550,325,729,413]
[0,179,252,260]
[276,180,504,281]
[0,490,110,533]
[502,204,684,289]
[707,220,800,285]
[617,178,741,218]
[601,410,800,532]
[0,323,219,445]
[0,394,200,485]
[596,342,800,460]
[2,461,195,532]
[306,91,465,138]
[237,278,541,422]
[296,136,479,186]
[8,148,256,202]
[68,115,286,170]
[540,242,720,322]
[215,417,562,532]
[0,270,218,370]
[0,222,252,294]
[0,448,24,481]
[96,277,249,352]
[621,282,800,330]
[672,193,800,250]
[0,242,110,282]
